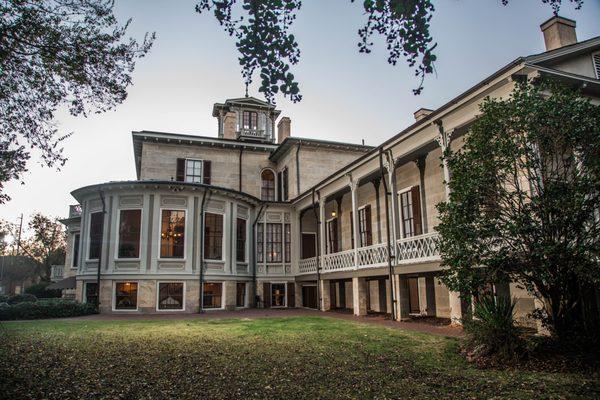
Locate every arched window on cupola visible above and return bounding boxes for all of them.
[261,169,275,201]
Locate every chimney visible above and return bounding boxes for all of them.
[222,111,237,140]
[277,117,291,143]
[540,16,577,51]
[414,108,433,122]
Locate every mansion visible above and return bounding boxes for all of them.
[56,16,600,322]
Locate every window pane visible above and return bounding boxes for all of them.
[284,223,291,263]
[266,223,282,263]
[115,282,138,310]
[204,213,223,260]
[160,210,185,258]
[158,283,184,310]
[203,282,222,308]
[185,159,203,183]
[257,224,264,263]
[73,234,80,268]
[236,218,246,262]
[88,212,103,259]
[261,170,275,201]
[118,209,141,258]
[400,192,414,238]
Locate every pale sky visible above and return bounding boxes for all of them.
[2,0,599,229]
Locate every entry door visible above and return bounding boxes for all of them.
[302,285,318,309]
[408,278,420,314]
[271,283,286,307]
[302,233,317,259]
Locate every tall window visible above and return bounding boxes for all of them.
[204,213,223,260]
[203,282,222,308]
[236,282,246,307]
[88,211,103,260]
[261,169,275,201]
[271,283,286,307]
[284,223,291,263]
[282,168,289,201]
[399,186,422,238]
[358,205,372,247]
[236,218,246,262]
[265,223,282,263]
[257,224,264,263]
[72,233,80,268]
[118,209,142,258]
[160,210,185,258]
[185,159,203,183]
[243,111,258,130]
[84,282,98,304]
[115,282,138,310]
[327,219,338,253]
[158,282,184,310]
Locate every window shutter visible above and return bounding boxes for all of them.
[203,161,211,185]
[176,158,185,182]
[411,186,422,235]
[277,171,283,201]
[364,204,372,246]
[283,168,289,200]
[350,211,354,249]
[263,282,271,308]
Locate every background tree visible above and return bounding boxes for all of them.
[19,213,66,281]
[196,0,583,104]
[0,0,155,202]
[436,80,600,343]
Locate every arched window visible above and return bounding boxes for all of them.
[261,169,275,201]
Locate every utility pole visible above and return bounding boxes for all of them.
[16,214,23,256]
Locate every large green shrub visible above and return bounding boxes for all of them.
[0,299,97,320]
[463,295,523,363]
[25,282,61,299]
[5,293,38,305]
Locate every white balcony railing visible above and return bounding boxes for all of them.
[395,232,440,264]
[322,248,354,272]
[51,265,64,281]
[296,233,440,275]
[237,129,266,139]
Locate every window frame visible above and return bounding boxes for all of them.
[156,281,186,312]
[265,222,283,263]
[203,211,225,262]
[83,281,98,304]
[202,281,224,309]
[112,281,139,312]
[326,217,338,254]
[71,232,80,269]
[284,223,291,263]
[397,186,422,239]
[270,282,287,308]
[158,208,187,260]
[236,217,248,263]
[242,110,259,130]
[357,204,372,247]
[260,168,277,201]
[184,158,204,183]
[115,208,143,260]
[87,210,104,261]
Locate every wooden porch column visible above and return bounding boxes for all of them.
[349,177,359,268]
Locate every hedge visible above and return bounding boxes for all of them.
[0,299,98,320]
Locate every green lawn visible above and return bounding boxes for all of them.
[0,316,597,399]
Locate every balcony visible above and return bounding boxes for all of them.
[50,265,64,281]
[236,129,267,140]
[297,232,440,275]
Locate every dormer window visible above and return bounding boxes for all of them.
[243,111,258,130]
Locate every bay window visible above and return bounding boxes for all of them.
[160,210,185,258]
[117,209,142,258]
[236,218,246,262]
[257,224,264,263]
[204,212,223,260]
[284,223,291,263]
[88,211,103,260]
[265,223,282,263]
